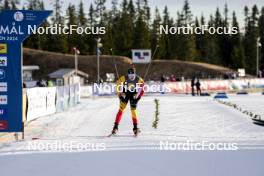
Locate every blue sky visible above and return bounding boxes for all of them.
[20,0,263,25]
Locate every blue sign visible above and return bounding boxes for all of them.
[0,10,52,132]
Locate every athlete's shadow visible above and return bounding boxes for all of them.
[252,119,264,127]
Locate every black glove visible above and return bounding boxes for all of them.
[131,97,140,105]
[133,94,141,102]
[119,94,126,102]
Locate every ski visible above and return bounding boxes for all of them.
[107,133,140,138]
[107,134,115,138]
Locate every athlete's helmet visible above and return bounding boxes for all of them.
[127,66,136,81]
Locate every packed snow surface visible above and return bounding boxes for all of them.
[0,94,264,176]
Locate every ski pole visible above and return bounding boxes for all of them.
[144,45,159,80]
[110,48,120,79]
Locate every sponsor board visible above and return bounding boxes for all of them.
[14,11,24,22]
[0,109,4,116]
[0,95,7,105]
[0,82,7,92]
[0,43,7,53]
[0,56,7,66]
[132,49,151,63]
[0,109,6,118]
[0,120,7,130]
[0,69,5,79]
[27,87,56,121]
[0,10,52,132]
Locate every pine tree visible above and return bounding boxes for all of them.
[219,4,232,67]
[243,5,259,74]
[88,3,96,26]
[259,7,264,67]
[203,14,220,65]
[128,0,136,21]
[3,0,10,10]
[87,3,97,54]
[159,6,173,59]
[37,1,49,51]
[77,1,89,54]
[28,0,40,10]
[195,14,208,62]
[100,1,114,55]
[151,7,161,59]
[133,13,151,49]
[223,3,229,26]
[15,0,262,74]
[215,8,222,27]
[230,11,245,68]
[111,0,119,18]
[103,0,120,55]
[113,0,134,56]
[66,4,78,53]
[94,0,107,25]
[175,1,196,61]
[211,8,224,65]
[53,0,64,24]
[244,6,250,28]
[102,24,113,55]
[44,0,67,53]
[10,0,19,9]
[142,0,151,23]
[78,1,87,26]
[194,16,202,61]
[182,0,192,25]
[24,0,47,49]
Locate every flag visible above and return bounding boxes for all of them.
[73,47,80,54]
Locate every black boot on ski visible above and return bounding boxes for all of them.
[111,123,119,135]
[133,124,141,136]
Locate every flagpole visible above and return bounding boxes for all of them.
[96,38,102,83]
[97,47,100,83]
[74,47,79,76]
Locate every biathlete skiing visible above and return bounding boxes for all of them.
[110,65,145,137]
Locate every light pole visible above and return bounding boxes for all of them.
[256,37,262,77]
[96,38,103,83]
[73,47,80,75]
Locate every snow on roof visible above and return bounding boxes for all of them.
[48,69,89,78]
[23,65,40,71]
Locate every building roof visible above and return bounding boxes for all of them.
[23,65,39,71]
[48,69,89,79]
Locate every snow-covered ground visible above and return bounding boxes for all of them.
[227,93,264,117]
[0,94,264,176]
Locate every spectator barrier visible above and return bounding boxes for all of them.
[80,86,93,98]
[80,79,264,97]
[25,84,80,122]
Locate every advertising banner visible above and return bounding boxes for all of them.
[26,87,56,121]
[80,86,93,98]
[0,10,51,132]
[46,87,56,115]
[132,49,151,63]
[56,86,65,112]
[26,88,47,121]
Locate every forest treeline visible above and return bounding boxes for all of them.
[1,0,264,74]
